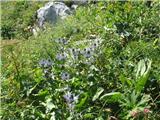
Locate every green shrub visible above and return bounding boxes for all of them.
[1,1,45,40]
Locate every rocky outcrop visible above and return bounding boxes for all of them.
[58,0,88,7]
[36,1,94,28]
[71,0,88,5]
[37,2,71,27]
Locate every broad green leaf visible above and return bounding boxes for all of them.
[119,74,132,87]
[77,93,88,108]
[34,68,43,83]
[136,59,151,78]
[84,113,94,119]
[140,62,146,76]
[135,59,152,93]
[92,87,104,101]
[36,90,48,96]
[100,92,121,101]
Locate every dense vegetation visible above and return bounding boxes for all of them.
[1,1,45,39]
[1,1,160,120]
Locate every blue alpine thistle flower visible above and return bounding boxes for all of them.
[61,72,70,80]
[39,59,53,68]
[39,59,54,81]
[91,39,101,50]
[70,48,80,59]
[91,42,98,50]
[63,91,79,109]
[63,92,74,103]
[82,47,93,58]
[56,52,67,61]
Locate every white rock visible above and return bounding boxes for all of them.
[37,2,71,27]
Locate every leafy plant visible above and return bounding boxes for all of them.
[135,59,152,93]
[119,90,151,119]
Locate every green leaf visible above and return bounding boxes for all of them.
[136,59,151,78]
[46,98,56,110]
[92,87,104,101]
[119,74,132,87]
[34,68,43,83]
[67,116,72,120]
[84,113,94,119]
[95,116,104,120]
[135,59,152,93]
[136,94,150,107]
[41,98,56,113]
[100,92,121,102]
[37,90,48,97]
[27,83,38,96]
[50,112,55,120]
[77,93,88,108]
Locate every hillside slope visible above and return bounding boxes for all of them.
[1,1,160,120]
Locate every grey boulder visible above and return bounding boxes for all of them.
[37,2,71,27]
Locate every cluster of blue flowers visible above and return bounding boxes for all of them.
[56,52,67,61]
[69,48,80,59]
[54,37,102,63]
[39,59,54,80]
[39,59,53,68]
[63,90,79,110]
[82,47,93,58]
[38,37,102,111]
